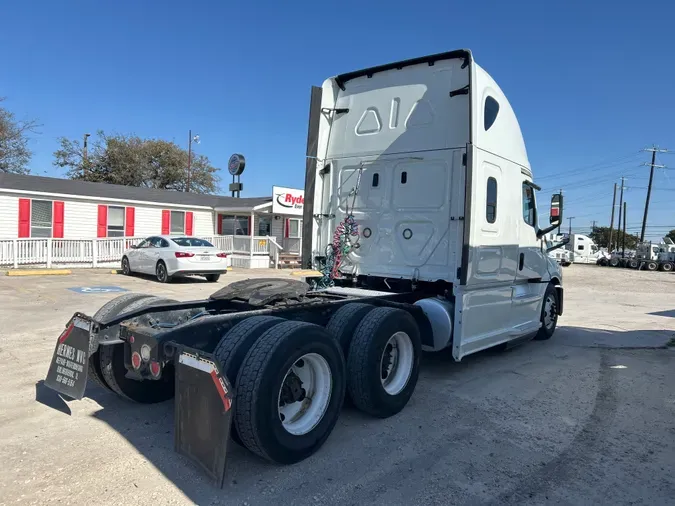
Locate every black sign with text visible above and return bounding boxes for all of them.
[44,315,92,400]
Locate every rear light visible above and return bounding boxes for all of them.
[175,252,195,258]
[149,361,161,378]
[216,253,228,258]
[131,352,142,370]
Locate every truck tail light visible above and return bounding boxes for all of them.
[216,253,228,258]
[131,352,142,370]
[149,360,161,378]
[175,252,195,258]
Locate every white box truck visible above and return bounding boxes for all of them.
[43,49,566,486]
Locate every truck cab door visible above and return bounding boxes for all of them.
[512,182,548,335]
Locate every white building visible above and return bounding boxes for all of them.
[0,173,303,269]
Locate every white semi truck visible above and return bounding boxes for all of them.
[44,50,566,485]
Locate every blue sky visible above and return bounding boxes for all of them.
[2,0,674,239]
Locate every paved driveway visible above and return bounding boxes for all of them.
[0,266,673,505]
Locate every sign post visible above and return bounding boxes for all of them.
[228,154,245,198]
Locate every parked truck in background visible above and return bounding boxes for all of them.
[43,49,566,486]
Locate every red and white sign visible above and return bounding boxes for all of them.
[272,186,304,216]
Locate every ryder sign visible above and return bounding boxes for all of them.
[272,186,304,216]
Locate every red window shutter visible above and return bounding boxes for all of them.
[185,212,194,235]
[18,199,31,238]
[125,207,135,237]
[217,214,223,235]
[248,216,252,236]
[161,210,170,234]
[97,205,108,238]
[285,218,290,238]
[53,201,65,238]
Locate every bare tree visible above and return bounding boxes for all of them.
[0,98,40,174]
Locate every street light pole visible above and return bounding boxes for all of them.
[186,130,200,193]
[186,129,192,193]
[568,216,575,237]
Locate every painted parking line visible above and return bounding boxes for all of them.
[67,286,130,294]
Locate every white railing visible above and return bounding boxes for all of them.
[283,237,302,255]
[0,235,272,269]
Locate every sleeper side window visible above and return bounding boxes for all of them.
[484,96,499,131]
[486,177,497,223]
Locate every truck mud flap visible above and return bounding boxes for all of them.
[44,313,92,400]
[174,347,234,489]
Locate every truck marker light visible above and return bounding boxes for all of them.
[128,335,135,344]
[131,352,142,370]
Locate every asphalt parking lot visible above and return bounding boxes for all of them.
[0,266,674,505]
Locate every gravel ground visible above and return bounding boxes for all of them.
[0,265,673,506]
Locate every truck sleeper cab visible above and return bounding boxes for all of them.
[44,50,564,486]
[306,49,564,359]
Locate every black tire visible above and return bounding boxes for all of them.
[213,316,286,445]
[156,261,171,283]
[598,258,608,267]
[660,262,673,272]
[205,274,221,282]
[346,307,421,418]
[534,283,558,341]
[98,296,177,403]
[609,257,620,267]
[628,259,639,269]
[325,303,374,356]
[87,293,154,391]
[646,261,658,271]
[234,320,346,464]
[121,256,132,275]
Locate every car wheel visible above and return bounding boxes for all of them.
[156,261,171,283]
[121,256,131,276]
[205,274,220,282]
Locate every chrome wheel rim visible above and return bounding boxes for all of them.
[544,294,557,329]
[277,353,332,436]
[380,331,414,396]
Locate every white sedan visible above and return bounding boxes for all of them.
[121,235,229,283]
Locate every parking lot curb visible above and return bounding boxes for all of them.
[6,269,72,277]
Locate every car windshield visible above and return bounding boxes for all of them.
[171,237,214,248]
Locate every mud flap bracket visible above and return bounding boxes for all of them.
[174,346,234,488]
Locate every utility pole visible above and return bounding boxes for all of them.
[83,133,90,177]
[568,216,575,237]
[640,146,668,242]
[616,177,625,252]
[608,182,617,253]
[591,220,597,231]
[622,201,627,258]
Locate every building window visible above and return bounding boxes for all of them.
[221,215,249,236]
[170,211,185,234]
[522,183,535,227]
[31,200,53,238]
[258,216,271,236]
[484,96,499,131]
[288,218,302,238]
[107,206,125,237]
[486,177,497,223]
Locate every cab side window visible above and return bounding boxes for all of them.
[486,177,497,223]
[522,183,535,227]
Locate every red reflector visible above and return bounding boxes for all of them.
[131,352,142,370]
[216,253,228,258]
[551,208,560,216]
[149,361,161,377]
[175,252,195,258]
